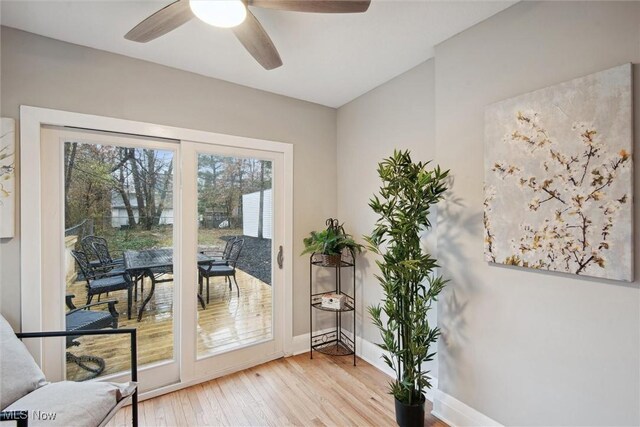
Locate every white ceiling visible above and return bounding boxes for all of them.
[1,0,515,107]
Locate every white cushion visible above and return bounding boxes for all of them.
[0,314,47,410]
[5,381,134,427]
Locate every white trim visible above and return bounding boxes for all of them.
[291,332,310,355]
[432,390,502,427]
[356,336,437,402]
[282,148,294,356]
[356,335,395,377]
[19,109,43,361]
[19,105,295,390]
[20,106,292,153]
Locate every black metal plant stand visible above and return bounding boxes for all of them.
[309,249,356,366]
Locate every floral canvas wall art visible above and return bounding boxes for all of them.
[0,118,16,239]
[484,64,633,281]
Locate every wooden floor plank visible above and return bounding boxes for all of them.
[271,358,362,427]
[285,356,377,426]
[168,390,189,427]
[105,353,448,427]
[194,384,230,425]
[155,393,176,427]
[245,365,307,426]
[214,377,251,426]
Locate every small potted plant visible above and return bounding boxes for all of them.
[365,150,448,427]
[301,218,364,266]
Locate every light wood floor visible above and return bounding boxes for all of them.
[106,353,447,427]
[66,270,272,381]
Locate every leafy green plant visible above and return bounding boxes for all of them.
[365,150,449,406]
[301,219,364,256]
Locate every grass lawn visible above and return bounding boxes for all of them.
[97,226,242,258]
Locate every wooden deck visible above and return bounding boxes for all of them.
[66,270,272,381]
[106,352,447,427]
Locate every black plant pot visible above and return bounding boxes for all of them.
[395,396,426,427]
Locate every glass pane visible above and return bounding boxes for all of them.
[63,141,175,380]
[196,155,273,357]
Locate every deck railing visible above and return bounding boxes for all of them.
[64,219,93,241]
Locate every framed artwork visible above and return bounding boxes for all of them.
[484,64,633,281]
[1,118,16,239]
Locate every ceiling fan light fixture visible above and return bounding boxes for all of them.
[189,0,247,28]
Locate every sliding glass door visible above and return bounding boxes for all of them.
[35,123,287,393]
[181,141,284,381]
[41,126,181,391]
[195,154,273,356]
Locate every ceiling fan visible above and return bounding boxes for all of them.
[125,0,371,70]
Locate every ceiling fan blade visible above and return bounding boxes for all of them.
[249,0,370,13]
[232,10,283,70]
[125,0,193,43]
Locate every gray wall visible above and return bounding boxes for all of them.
[434,1,640,425]
[0,27,337,334]
[3,2,640,424]
[337,59,437,374]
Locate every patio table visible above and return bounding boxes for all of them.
[124,248,213,321]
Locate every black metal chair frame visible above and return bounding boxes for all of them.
[199,239,244,302]
[66,294,119,325]
[92,240,136,300]
[92,240,124,269]
[71,250,134,320]
[81,235,123,272]
[81,235,107,268]
[198,237,236,305]
[65,294,119,379]
[200,236,238,262]
[0,328,138,427]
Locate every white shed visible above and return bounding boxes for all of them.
[111,191,174,227]
[242,189,272,239]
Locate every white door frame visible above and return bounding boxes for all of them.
[20,105,294,389]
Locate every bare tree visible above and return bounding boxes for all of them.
[154,160,173,226]
[64,142,78,223]
[113,148,136,228]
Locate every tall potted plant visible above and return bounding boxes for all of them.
[365,150,448,427]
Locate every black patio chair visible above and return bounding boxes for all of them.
[198,239,244,302]
[200,236,238,263]
[81,235,123,272]
[197,236,238,306]
[65,294,119,379]
[80,235,106,268]
[92,241,127,275]
[71,250,134,319]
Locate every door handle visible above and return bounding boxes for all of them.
[277,245,283,269]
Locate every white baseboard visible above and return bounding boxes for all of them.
[355,335,395,377]
[432,390,502,427]
[292,332,311,355]
[290,332,437,402]
[357,336,437,402]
